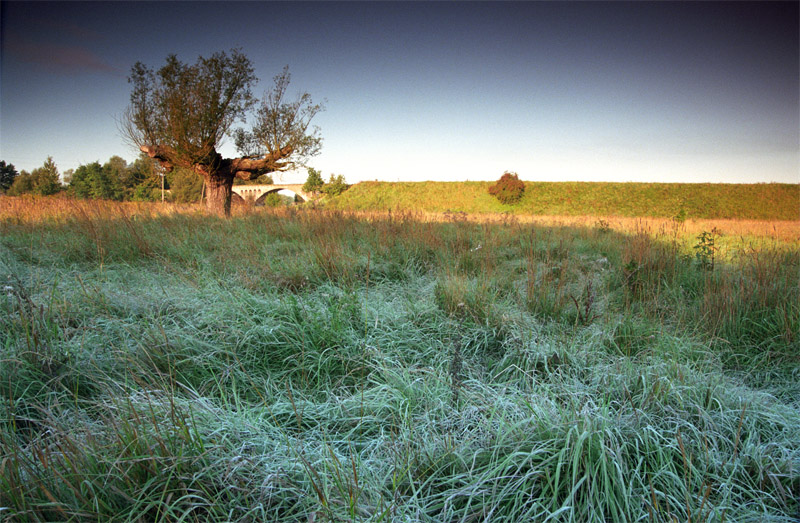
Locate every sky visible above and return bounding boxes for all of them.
[0,1,798,184]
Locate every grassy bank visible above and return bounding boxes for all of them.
[324,181,799,220]
[1,197,798,521]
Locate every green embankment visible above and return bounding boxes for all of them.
[325,181,799,220]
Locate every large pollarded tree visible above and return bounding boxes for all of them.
[122,49,323,216]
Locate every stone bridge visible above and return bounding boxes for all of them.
[231,184,312,204]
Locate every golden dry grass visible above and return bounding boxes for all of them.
[3,195,798,243]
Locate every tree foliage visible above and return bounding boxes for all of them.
[124,49,257,170]
[6,172,33,195]
[302,167,325,194]
[34,157,62,195]
[167,167,204,203]
[128,153,162,201]
[488,171,525,204]
[321,174,350,197]
[233,66,324,166]
[8,157,61,196]
[67,154,161,201]
[0,161,18,192]
[262,192,293,207]
[70,161,124,200]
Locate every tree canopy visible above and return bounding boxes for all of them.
[321,174,350,197]
[0,161,18,192]
[66,154,162,201]
[7,157,61,196]
[302,167,325,194]
[124,49,257,172]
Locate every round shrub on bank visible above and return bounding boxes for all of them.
[488,171,525,204]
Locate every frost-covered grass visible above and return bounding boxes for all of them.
[1,199,798,521]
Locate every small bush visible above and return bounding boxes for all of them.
[694,228,719,271]
[488,171,525,204]
[321,174,350,197]
[262,192,291,207]
[302,167,325,194]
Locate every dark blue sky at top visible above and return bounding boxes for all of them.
[1,1,797,183]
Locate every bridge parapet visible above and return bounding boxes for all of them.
[231,184,313,203]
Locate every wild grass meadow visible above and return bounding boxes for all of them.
[1,195,798,521]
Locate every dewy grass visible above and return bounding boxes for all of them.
[1,198,798,521]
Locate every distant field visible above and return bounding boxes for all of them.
[324,181,800,220]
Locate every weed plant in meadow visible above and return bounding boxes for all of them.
[0,196,798,521]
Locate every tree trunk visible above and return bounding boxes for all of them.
[139,145,286,218]
[204,171,234,217]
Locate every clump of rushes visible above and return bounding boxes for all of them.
[0,197,798,521]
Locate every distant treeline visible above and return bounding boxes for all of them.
[0,155,318,204]
[0,154,205,203]
[324,181,800,220]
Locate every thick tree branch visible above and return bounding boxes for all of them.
[142,143,295,181]
[229,145,294,180]
[140,145,175,171]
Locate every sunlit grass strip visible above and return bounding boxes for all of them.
[324,180,800,221]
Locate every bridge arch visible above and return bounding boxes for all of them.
[230,184,313,205]
[254,188,306,205]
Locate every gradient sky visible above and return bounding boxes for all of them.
[1,1,798,184]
